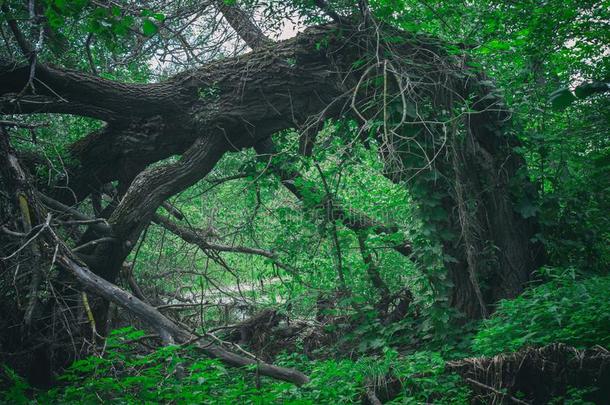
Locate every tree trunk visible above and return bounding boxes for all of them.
[385,79,545,319]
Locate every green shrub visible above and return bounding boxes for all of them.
[0,365,30,405]
[12,328,470,404]
[473,268,610,356]
[389,350,470,404]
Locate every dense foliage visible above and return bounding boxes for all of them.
[474,268,610,356]
[3,328,470,404]
[0,0,608,403]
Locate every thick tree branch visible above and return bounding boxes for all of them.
[42,25,345,200]
[153,213,297,274]
[0,94,126,121]
[1,3,32,57]
[0,63,187,119]
[214,0,272,49]
[109,135,227,243]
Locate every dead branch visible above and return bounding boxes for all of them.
[55,252,310,385]
[213,0,271,49]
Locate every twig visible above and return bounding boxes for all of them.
[314,162,346,291]
[56,218,110,226]
[161,201,184,220]
[84,33,98,76]
[1,213,51,260]
[72,237,117,252]
[0,120,49,129]
[465,378,531,405]
[0,226,26,237]
[81,291,97,342]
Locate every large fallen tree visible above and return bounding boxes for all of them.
[1,1,543,385]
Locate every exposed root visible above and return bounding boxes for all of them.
[448,344,610,404]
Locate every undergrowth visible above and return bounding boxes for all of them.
[2,328,468,404]
[474,267,610,356]
[2,267,608,404]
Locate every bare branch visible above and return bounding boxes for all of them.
[38,192,111,235]
[153,214,298,275]
[72,237,117,252]
[213,0,272,49]
[0,119,48,129]
[55,253,310,385]
[313,0,349,24]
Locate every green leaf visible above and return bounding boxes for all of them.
[142,19,158,36]
[549,87,576,110]
[480,39,511,54]
[574,82,610,99]
[486,39,511,50]
[54,0,67,11]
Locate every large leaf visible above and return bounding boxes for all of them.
[549,87,576,110]
[142,19,158,36]
[574,82,610,99]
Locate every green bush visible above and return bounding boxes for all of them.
[0,365,30,405]
[4,328,469,404]
[473,268,610,356]
[389,350,470,404]
[9,268,608,404]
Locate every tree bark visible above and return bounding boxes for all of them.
[213,0,272,50]
[384,79,545,319]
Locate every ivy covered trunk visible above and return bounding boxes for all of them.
[392,135,544,320]
[442,102,545,319]
[376,57,546,319]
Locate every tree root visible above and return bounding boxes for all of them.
[448,344,610,404]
